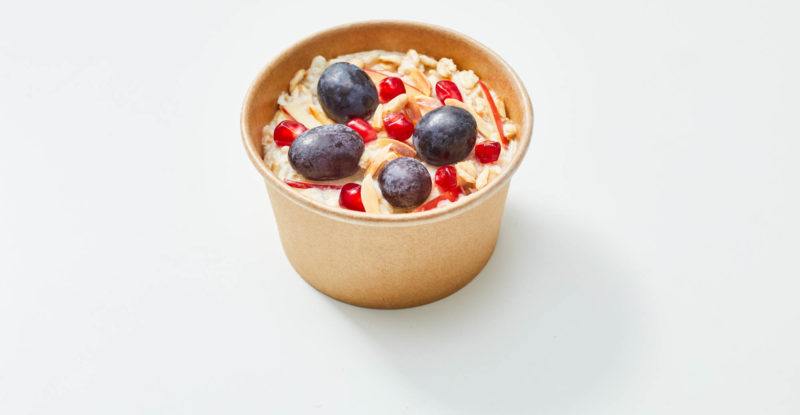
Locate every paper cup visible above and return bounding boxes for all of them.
[241,21,533,309]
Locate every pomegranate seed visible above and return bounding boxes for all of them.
[339,183,365,212]
[435,80,463,104]
[378,77,406,103]
[475,141,502,164]
[345,118,377,143]
[273,120,307,147]
[434,166,458,192]
[383,113,414,140]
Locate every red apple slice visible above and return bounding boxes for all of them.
[280,107,297,122]
[478,80,508,147]
[280,101,322,129]
[284,179,344,190]
[413,188,462,212]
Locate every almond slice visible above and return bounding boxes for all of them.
[444,98,493,139]
[366,148,399,177]
[456,160,477,178]
[503,122,517,139]
[455,160,478,189]
[309,104,334,124]
[360,175,382,213]
[289,69,306,91]
[374,63,398,73]
[370,104,384,130]
[281,101,321,128]
[414,96,442,111]
[383,93,408,114]
[407,67,431,96]
[292,84,310,98]
[375,138,416,157]
[405,97,422,123]
[475,168,492,190]
[379,54,402,64]
[361,52,379,67]
[495,97,507,118]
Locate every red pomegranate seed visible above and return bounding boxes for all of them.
[378,77,406,103]
[346,118,378,143]
[434,166,458,192]
[284,179,344,190]
[435,80,463,104]
[475,141,502,164]
[338,183,365,212]
[273,120,307,147]
[383,113,414,140]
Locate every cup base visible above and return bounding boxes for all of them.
[266,182,510,309]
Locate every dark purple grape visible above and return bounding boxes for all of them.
[288,124,364,180]
[412,105,477,166]
[378,157,432,209]
[317,62,379,123]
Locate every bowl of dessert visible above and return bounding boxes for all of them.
[241,21,533,308]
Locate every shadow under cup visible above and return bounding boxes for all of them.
[241,21,533,309]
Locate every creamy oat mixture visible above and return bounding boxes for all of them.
[262,49,518,214]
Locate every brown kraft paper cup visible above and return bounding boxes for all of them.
[241,21,533,309]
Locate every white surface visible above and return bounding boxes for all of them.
[2,1,799,413]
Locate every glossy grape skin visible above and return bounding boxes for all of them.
[412,106,477,166]
[288,124,365,180]
[378,157,432,209]
[317,62,379,123]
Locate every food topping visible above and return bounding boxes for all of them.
[273,120,308,147]
[434,80,463,104]
[262,49,518,214]
[382,112,415,141]
[346,118,378,143]
[378,77,406,103]
[475,141,501,164]
[412,106,477,166]
[434,165,459,193]
[378,157,432,209]
[284,179,345,190]
[479,80,508,147]
[288,124,365,180]
[317,62,379,123]
[339,183,366,212]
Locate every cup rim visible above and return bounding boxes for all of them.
[241,20,533,225]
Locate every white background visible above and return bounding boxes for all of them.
[2,0,799,413]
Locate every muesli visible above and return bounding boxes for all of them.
[262,49,518,213]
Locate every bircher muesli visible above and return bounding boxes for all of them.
[262,49,518,213]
